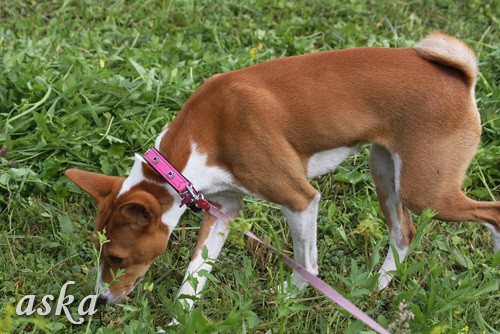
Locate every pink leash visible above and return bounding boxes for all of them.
[144,148,390,334]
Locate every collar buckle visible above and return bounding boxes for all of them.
[144,147,207,213]
[180,184,204,212]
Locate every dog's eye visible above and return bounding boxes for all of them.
[109,255,123,264]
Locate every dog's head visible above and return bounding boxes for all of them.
[66,168,172,304]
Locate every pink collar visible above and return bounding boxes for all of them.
[143,147,210,212]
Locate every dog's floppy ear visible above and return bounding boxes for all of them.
[117,191,162,228]
[65,169,124,202]
[119,202,151,227]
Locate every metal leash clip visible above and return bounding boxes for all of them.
[180,184,205,213]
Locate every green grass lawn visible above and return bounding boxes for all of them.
[1,1,499,333]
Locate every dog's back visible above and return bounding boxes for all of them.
[173,33,479,157]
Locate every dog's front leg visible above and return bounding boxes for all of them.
[176,197,241,310]
[176,212,228,310]
[280,193,321,292]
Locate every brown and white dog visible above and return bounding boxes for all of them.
[66,32,500,307]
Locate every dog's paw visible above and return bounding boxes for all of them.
[166,318,180,327]
[377,272,393,291]
[272,274,309,299]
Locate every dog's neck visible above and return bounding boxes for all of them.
[118,128,237,234]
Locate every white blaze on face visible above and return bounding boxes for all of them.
[96,263,116,304]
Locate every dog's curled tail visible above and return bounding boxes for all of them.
[415,31,478,85]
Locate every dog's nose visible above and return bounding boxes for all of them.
[96,294,108,306]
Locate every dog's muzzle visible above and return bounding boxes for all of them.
[96,294,109,306]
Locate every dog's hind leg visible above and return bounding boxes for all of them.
[483,224,500,254]
[394,119,500,253]
[370,144,416,290]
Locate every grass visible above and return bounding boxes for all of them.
[0,0,498,333]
